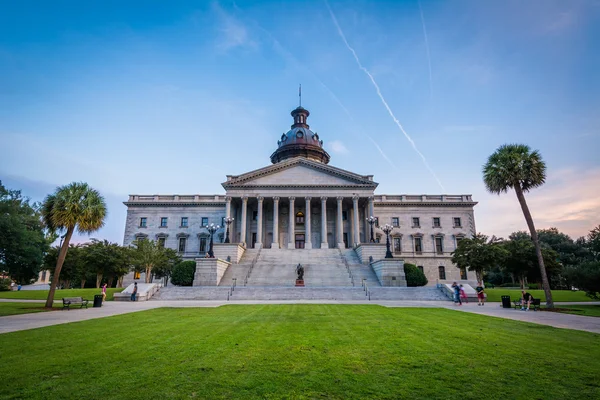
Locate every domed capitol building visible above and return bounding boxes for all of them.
[122,104,477,296]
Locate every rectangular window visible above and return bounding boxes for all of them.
[201,217,208,227]
[221,217,225,227]
[453,217,462,228]
[375,217,379,228]
[178,237,186,253]
[392,217,399,227]
[41,270,47,281]
[412,217,420,228]
[393,237,401,252]
[414,237,423,254]
[460,267,468,280]
[456,237,463,249]
[134,271,141,280]
[139,217,147,228]
[252,211,258,221]
[181,217,188,227]
[342,211,348,221]
[435,237,443,254]
[160,217,168,227]
[158,237,166,248]
[438,266,446,280]
[433,217,441,228]
[199,237,207,252]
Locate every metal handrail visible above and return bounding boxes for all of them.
[338,248,355,287]
[243,248,261,287]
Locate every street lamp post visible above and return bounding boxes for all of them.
[366,216,377,243]
[206,223,220,258]
[223,217,234,243]
[381,224,394,259]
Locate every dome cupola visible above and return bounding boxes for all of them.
[270,105,331,164]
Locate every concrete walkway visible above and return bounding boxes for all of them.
[1,299,599,335]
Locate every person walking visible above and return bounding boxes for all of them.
[131,282,138,302]
[459,284,468,304]
[452,282,462,305]
[475,282,485,306]
[102,283,107,302]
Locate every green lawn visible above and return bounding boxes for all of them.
[0,302,60,316]
[0,288,122,301]
[547,305,600,318]
[485,288,594,302]
[0,305,599,399]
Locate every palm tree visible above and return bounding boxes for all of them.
[483,144,554,308]
[41,182,106,308]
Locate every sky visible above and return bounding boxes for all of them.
[1,0,599,244]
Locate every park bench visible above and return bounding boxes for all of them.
[513,298,541,311]
[62,297,89,310]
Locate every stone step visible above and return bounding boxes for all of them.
[154,286,450,301]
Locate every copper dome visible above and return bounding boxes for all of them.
[270,106,331,164]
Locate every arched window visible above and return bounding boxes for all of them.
[438,266,446,280]
[296,211,305,224]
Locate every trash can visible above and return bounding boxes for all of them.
[501,295,511,309]
[93,294,103,308]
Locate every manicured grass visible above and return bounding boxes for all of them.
[0,288,122,301]
[485,288,594,302]
[0,305,599,399]
[0,302,60,316]
[546,305,600,318]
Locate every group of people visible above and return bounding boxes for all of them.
[451,282,486,306]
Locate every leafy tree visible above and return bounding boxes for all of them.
[563,261,600,300]
[44,244,87,289]
[451,233,508,282]
[170,261,196,286]
[152,248,181,286]
[84,240,129,287]
[538,228,591,267]
[41,182,107,308]
[130,239,166,283]
[483,144,554,307]
[587,225,600,258]
[0,181,49,284]
[404,263,427,287]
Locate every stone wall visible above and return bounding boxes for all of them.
[371,259,407,287]
[355,243,387,263]
[212,243,245,263]
[193,258,231,286]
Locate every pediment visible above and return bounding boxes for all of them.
[223,158,377,188]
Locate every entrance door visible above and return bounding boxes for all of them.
[343,233,349,248]
[252,233,257,248]
[295,234,305,249]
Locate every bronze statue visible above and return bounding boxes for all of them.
[296,263,304,280]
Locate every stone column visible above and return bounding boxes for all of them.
[304,197,312,249]
[288,197,296,249]
[272,196,279,249]
[256,196,263,249]
[353,195,360,247]
[321,196,328,249]
[368,196,374,218]
[225,196,232,219]
[336,196,344,249]
[240,196,248,247]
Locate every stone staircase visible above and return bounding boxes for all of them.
[153,286,449,301]
[342,249,381,287]
[218,248,260,287]
[242,248,354,287]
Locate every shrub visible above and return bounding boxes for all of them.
[528,283,540,290]
[0,278,12,291]
[170,261,196,286]
[404,263,428,287]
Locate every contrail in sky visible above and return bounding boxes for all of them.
[240,10,401,172]
[418,0,433,102]
[325,0,445,191]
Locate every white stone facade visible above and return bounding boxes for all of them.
[122,106,478,286]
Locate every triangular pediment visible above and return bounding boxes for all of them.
[223,158,377,188]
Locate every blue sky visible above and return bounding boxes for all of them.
[1,0,599,243]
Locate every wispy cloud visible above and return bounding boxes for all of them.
[325,0,445,191]
[477,167,600,239]
[213,2,257,52]
[328,140,349,154]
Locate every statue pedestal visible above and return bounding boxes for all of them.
[295,279,305,287]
